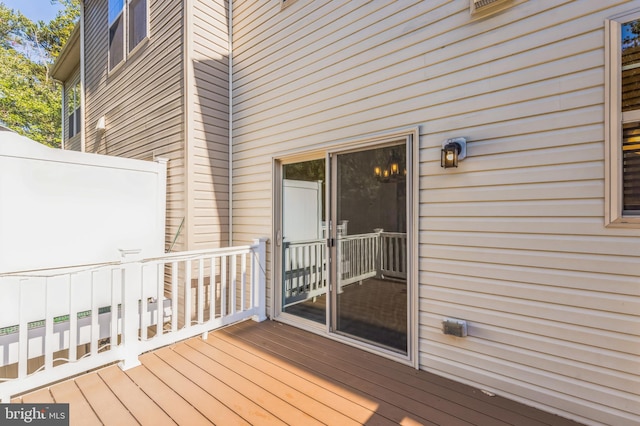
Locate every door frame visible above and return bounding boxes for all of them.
[272,127,419,368]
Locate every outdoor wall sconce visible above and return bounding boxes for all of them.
[96,116,106,132]
[441,137,467,168]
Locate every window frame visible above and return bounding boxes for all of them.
[108,0,148,73]
[127,0,148,57]
[64,78,81,142]
[108,0,125,71]
[605,8,640,226]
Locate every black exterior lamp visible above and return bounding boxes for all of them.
[441,137,467,169]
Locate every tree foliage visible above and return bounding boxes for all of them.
[0,1,80,147]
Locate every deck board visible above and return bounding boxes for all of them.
[97,365,176,425]
[16,387,54,403]
[48,379,102,426]
[74,372,138,425]
[15,320,584,426]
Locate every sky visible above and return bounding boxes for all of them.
[2,0,64,23]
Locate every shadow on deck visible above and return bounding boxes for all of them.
[13,320,584,425]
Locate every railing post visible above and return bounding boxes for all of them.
[118,249,143,370]
[252,237,268,322]
[374,228,383,278]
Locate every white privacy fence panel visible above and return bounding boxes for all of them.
[0,238,267,402]
[0,133,167,274]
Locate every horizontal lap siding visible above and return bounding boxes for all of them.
[190,0,230,249]
[232,0,640,424]
[83,0,185,251]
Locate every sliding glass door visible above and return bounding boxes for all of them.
[330,143,407,353]
[278,141,409,354]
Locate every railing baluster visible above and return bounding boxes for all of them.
[210,256,217,320]
[240,253,247,312]
[140,266,148,341]
[185,260,192,327]
[110,269,118,351]
[120,251,142,370]
[171,261,178,332]
[394,236,399,273]
[44,277,53,371]
[231,254,237,315]
[18,279,28,379]
[69,274,78,362]
[253,246,259,309]
[156,262,163,336]
[197,259,204,325]
[252,237,267,321]
[312,243,318,290]
[91,271,99,357]
[221,256,227,317]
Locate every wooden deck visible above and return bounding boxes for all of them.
[13,320,583,425]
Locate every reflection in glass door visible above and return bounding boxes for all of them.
[331,144,408,353]
[280,159,327,324]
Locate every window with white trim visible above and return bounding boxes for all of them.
[108,0,147,71]
[66,81,81,139]
[606,10,640,225]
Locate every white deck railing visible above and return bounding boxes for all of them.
[0,238,267,402]
[378,231,408,280]
[283,239,326,308]
[283,231,407,306]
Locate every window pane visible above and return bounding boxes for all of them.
[109,15,124,70]
[109,0,124,24]
[621,20,640,112]
[75,107,81,135]
[129,0,147,52]
[281,159,326,325]
[66,88,74,117]
[68,111,75,139]
[335,144,407,353]
[622,122,640,213]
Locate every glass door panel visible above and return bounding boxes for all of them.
[332,144,408,353]
[280,159,327,324]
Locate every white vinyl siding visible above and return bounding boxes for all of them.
[84,0,185,252]
[187,0,230,249]
[231,1,640,425]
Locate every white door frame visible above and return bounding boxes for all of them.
[271,126,420,368]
